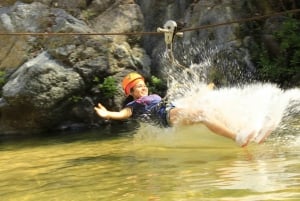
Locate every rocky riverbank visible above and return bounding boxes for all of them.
[0,0,298,135]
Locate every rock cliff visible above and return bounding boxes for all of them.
[0,0,298,134]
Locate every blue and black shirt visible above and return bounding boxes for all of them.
[125,94,175,127]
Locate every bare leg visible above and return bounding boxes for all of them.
[169,108,236,140]
[258,129,272,144]
[201,119,236,140]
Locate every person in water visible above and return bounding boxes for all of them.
[94,72,247,146]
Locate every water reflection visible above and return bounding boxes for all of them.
[0,124,299,201]
[132,125,300,200]
[217,156,298,192]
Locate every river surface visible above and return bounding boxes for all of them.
[0,123,299,201]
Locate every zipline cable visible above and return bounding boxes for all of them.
[180,8,300,33]
[0,31,161,36]
[0,8,299,36]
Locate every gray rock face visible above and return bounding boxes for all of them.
[1,52,84,134]
[3,52,83,107]
[0,1,150,134]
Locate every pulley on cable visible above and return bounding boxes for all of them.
[157,20,185,68]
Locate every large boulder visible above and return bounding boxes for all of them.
[0,52,84,134]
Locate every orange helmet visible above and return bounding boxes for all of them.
[122,72,144,96]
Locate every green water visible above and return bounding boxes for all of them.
[0,124,299,201]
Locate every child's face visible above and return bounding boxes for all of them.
[131,80,148,99]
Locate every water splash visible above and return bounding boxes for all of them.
[138,45,300,147]
[173,81,299,144]
[169,59,300,145]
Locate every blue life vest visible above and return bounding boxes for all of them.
[125,94,174,127]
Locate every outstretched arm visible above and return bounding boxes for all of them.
[94,103,132,120]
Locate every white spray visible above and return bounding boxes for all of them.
[165,55,300,146]
[136,46,300,146]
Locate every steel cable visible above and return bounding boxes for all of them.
[0,8,299,36]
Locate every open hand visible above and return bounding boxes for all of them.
[94,103,109,119]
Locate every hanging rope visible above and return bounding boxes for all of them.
[0,8,299,36]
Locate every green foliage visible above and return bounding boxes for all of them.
[147,75,166,95]
[81,9,97,21]
[150,76,163,87]
[68,95,83,103]
[257,16,300,87]
[0,70,7,96]
[98,76,118,99]
[93,76,100,83]
[0,71,6,86]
